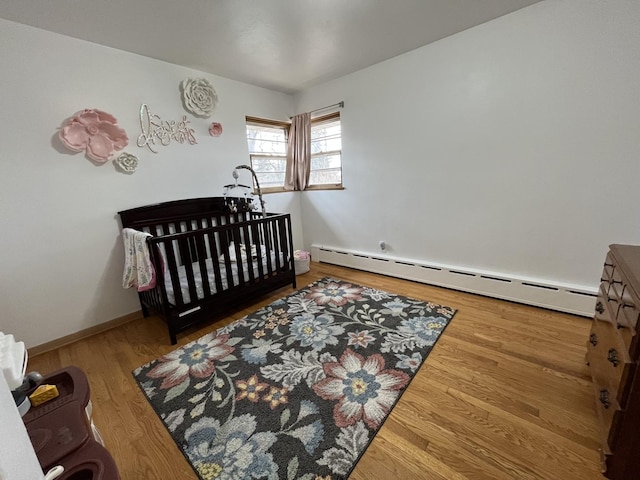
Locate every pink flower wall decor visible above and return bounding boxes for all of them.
[209,122,223,137]
[59,109,129,162]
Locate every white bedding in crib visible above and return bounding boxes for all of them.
[165,252,284,305]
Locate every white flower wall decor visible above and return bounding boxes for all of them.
[114,152,139,174]
[180,78,218,118]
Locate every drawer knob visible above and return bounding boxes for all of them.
[595,301,605,314]
[607,348,620,367]
[599,389,610,409]
[589,333,598,346]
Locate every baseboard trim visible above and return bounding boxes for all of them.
[311,245,598,317]
[29,310,143,357]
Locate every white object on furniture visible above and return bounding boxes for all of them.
[0,332,27,390]
[0,373,45,480]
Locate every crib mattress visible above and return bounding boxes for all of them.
[165,252,284,305]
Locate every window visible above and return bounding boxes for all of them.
[246,117,289,192]
[309,112,342,189]
[245,112,342,192]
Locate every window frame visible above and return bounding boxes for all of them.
[245,112,343,193]
[307,111,343,191]
[245,116,290,194]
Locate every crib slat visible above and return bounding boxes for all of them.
[220,216,235,289]
[207,229,224,294]
[263,217,274,276]
[277,217,289,271]
[272,217,282,272]
[285,215,296,284]
[232,229,245,286]
[179,242,197,301]
[242,223,255,284]
[194,219,211,299]
[251,221,265,280]
[159,237,184,306]
[177,227,199,304]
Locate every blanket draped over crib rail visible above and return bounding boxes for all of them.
[118,197,296,344]
[122,227,156,292]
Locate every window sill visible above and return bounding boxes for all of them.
[260,185,344,194]
[304,185,344,191]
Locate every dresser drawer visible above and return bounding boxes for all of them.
[595,285,615,324]
[603,268,639,356]
[615,320,637,359]
[600,252,615,293]
[614,275,640,327]
[617,296,639,328]
[602,252,616,283]
[587,318,635,408]
[615,298,639,358]
[590,373,624,452]
[610,267,626,302]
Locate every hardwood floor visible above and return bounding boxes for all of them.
[27,263,602,479]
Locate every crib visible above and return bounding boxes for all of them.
[118,197,296,344]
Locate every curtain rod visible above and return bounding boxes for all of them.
[290,101,344,119]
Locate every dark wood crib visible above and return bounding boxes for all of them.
[118,197,296,344]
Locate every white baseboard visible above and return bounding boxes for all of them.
[310,245,597,317]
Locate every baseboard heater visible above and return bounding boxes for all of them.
[310,245,597,317]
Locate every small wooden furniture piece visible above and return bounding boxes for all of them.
[587,244,640,478]
[23,366,120,479]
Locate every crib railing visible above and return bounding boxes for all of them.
[119,198,297,344]
[147,213,292,306]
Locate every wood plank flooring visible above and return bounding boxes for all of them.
[27,263,602,479]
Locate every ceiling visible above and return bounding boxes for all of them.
[0,0,542,94]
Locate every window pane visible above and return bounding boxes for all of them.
[309,168,342,186]
[311,120,341,154]
[311,136,341,154]
[247,119,288,189]
[251,155,287,172]
[247,138,287,155]
[250,155,286,189]
[255,172,286,189]
[309,152,341,185]
[311,123,341,140]
[310,153,341,170]
[246,126,287,155]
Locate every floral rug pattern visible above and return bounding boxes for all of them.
[133,277,456,480]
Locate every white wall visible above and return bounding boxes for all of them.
[0,19,301,348]
[295,0,640,289]
[3,0,639,348]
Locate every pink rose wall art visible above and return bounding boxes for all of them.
[59,109,129,162]
[209,122,223,137]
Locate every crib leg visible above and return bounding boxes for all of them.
[138,293,150,318]
[169,329,177,345]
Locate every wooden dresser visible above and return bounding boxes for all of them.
[587,244,640,478]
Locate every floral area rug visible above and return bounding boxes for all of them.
[133,277,456,480]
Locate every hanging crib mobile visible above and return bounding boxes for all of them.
[222,164,266,217]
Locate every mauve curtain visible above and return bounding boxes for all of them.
[284,112,311,191]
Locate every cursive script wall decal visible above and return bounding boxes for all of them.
[137,104,197,153]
